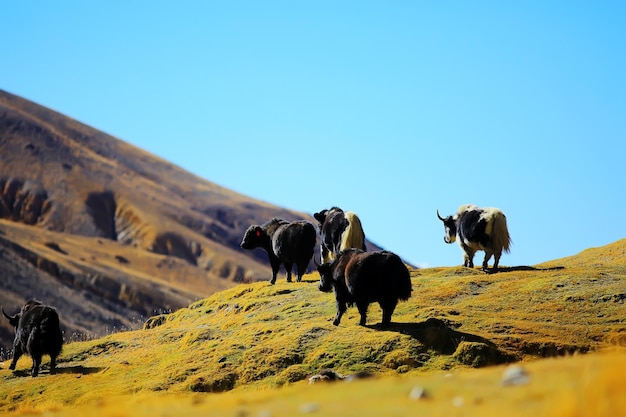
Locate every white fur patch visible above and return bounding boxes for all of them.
[339,212,365,251]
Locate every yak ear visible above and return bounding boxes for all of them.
[313,210,327,223]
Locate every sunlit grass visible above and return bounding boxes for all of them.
[1,239,625,416]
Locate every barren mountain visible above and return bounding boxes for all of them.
[0,90,380,348]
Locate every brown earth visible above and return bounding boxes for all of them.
[0,90,381,349]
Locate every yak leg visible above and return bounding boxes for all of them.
[356,301,369,326]
[295,261,307,282]
[27,330,41,377]
[9,344,23,370]
[482,250,493,271]
[284,262,293,283]
[333,300,347,326]
[492,250,502,271]
[269,257,282,284]
[380,299,398,327]
[463,247,476,268]
[30,354,42,377]
[321,246,332,264]
[50,355,57,374]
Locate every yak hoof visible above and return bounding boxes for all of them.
[332,319,340,326]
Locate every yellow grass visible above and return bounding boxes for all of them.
[1,240,625,416]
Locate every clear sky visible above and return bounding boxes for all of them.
[2,2,625,268]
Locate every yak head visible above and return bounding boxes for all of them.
[437,210,457,244]
[316,260,335,293]
[240,225,266,250]
[313,209,329,228]
[2,307,21,327]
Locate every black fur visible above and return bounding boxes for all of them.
[317,249,411,327]
[241,218,316,284]
[314,207,366,262]
[2,300,63,377]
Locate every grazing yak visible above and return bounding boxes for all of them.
[437,204,511,271]
[241,218,316,284]
[316,249,411,327]
[313,207,366,263]
[2,300,63,377]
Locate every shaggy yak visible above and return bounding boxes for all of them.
[313,207,366,263]
[2,299,63,377]
[316,249,411,327]
[241,218,316,284]
[437,204,511,271]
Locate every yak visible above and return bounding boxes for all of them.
[316,248,411,327]
[437,204,511,271]
[313,207,366,263]
[241,218,316,284]
[2,299,63,377]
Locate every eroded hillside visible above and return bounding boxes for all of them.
[0,89,383,347]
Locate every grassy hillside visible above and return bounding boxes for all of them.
[1,240,625,416]
[0,89,385,347]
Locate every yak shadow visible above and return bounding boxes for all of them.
[9,365,106,378]
[54,365,106,375]
[376,318,515,365]
[487,265,565,274]
[377,318,494,354]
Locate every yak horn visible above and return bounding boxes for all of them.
[1,307,14,320]
[436,209,446,221]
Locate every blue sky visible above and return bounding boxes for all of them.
[2,2,625,268]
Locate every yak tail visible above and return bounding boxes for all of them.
[340,212,366,252]
[389,256,412,301]
[492,211,512,254]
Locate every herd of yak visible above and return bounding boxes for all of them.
[2,204,511,377]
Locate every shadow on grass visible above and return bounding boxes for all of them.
[488,265,565,274]
[10,365,106,378]
[377,318,494,354]
[376,318,517,365]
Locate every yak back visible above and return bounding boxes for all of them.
[457,207,511,253]
[457,209,491,248]
[16,305,63,357]
[344,250,411,302]
[262,218,290,237]
[272,220,316,262]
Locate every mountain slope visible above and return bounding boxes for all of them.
[0,89,382,346]
[1,240,624,415]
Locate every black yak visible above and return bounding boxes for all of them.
[316,249,411,327]
[313,207,366,263]
[2,299,63,377]
[437,204,512,271]
[241,218,316,284]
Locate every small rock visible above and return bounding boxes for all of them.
[500,364,530,386]
[409,386,428,400]
[300,403,319,413]
[308,369,344,384]
[452,396,465,407]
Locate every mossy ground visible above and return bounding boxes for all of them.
[1,240,625,416]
